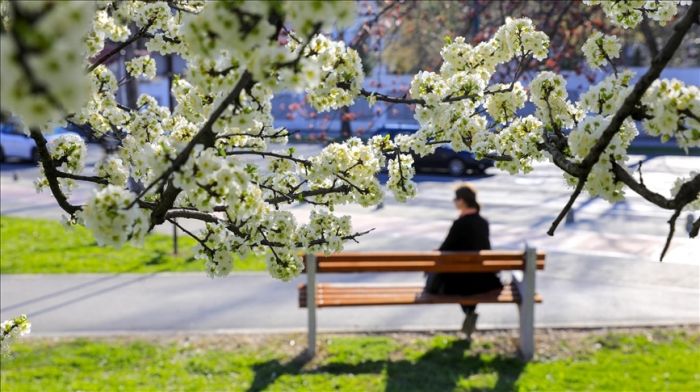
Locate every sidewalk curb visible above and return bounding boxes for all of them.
[24,320,700,338]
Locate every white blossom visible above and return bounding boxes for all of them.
[485,82,527,123]
[567,116,638,201]
[582,32,622,69]
[584,0,683,29]
[1,314,31,357]
[641,79,700,149]
[305,35,364,112]
[126,56,157,80]
[80,186,151,248]
[492,116,545,174]
[671,171,700,210]
[0,1,94,128]
[530,71,580,128]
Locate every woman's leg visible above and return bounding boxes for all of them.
[461,305,476,315]
[461,305,478,338]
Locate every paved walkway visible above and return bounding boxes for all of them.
[2,252,698,335]
[1,147,698,334]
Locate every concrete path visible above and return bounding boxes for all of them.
[1,146,699,335]
[2,252,698,335]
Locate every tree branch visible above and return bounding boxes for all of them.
[165,209,220,223]
[611,162,674,209]
[547,175,586,235]
[55,171,109,185]
[547,1,700,235]
[640,16,660,59]
[29,129,80,215]
[87,20,155,73]
[659,208,682,261]
[227,150,312,167]
[133,71,254,222]
[580,2,699,172]
[691,216,700,238]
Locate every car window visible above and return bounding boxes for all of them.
[0,123,26,136]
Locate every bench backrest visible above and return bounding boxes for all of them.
[304,251,545,273]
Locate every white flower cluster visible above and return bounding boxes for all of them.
[493,17,550,61]
[80,186,150,248]
[640,79,700,149]
[48,134,87,173]
[305,35,365,112]
[582,32,622,69]
[403,18,550,168]
[5,1,698,285]
[297,210,353,254]
[283,0,356,37]
[126,56,157,80]
[387,154,417,202]
[87,8,130,56]
[530,71,580,128]
[96,156,129,187]
[485,83,527,124]
[584,1,683,29]
[260,211,302,280]
[567,116,638,201]
[671,171,700,210]
[193,222,240,278]
[75,65,130,135]
[182,1,276,61]
[0,1,94,128]
[35,133,88,194]
[1,314,31,357]
[410,71,450,106]
[491,116,545,174]
[579,71,635,116]
[307,138,384,207]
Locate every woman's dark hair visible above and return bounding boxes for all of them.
[454,183,480,212]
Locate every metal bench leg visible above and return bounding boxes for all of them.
[306,254,317,357]
[518,246,536,361]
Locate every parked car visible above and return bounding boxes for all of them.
[371,125,494,176]
[0,123,81,163]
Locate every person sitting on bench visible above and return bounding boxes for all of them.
[424,183,503,337]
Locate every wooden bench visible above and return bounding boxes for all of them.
[299,247,544,360]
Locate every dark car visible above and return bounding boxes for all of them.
[371,125,494,176]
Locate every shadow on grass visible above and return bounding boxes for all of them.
[145,250,166,266]
[247,340,524,392]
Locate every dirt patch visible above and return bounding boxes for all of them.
[27,324,700,362]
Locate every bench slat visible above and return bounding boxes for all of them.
[315,259,544,273]
[307,251,545,273]
[316,251,545,262]
[298,283,542,308]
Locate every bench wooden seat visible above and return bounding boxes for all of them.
[312,250,545,273]
[299,247,545,360]
[298,283,543,307]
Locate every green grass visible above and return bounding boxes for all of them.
[1,329,698,391]
[0,216,266,273]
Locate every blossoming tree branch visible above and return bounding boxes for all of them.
[1,0,699,286]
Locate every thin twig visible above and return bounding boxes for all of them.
[659,208,682,261]
[547,176,586,236]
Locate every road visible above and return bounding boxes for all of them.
[1,144,699,334]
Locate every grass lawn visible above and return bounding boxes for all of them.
[0,216,266,273]
[1,328,698,391]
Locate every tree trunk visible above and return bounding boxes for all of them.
[340,106,352,140]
